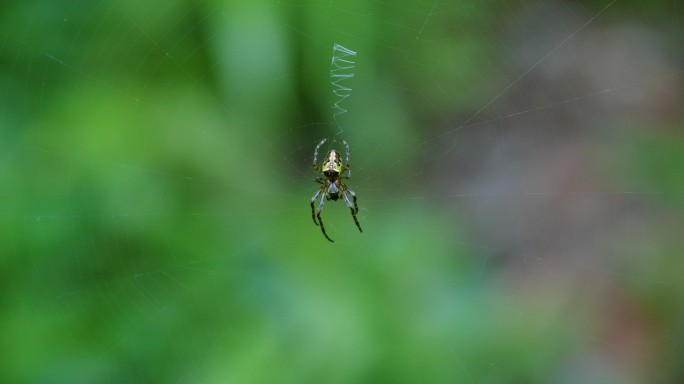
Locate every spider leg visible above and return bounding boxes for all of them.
[342,190,362,233]
[346,186,359,214]
[310,189,322,225]
[341,140,351,177]
[312,138,327,173]
[316,192,334,242]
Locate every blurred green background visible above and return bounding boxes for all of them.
[2,0,683,382]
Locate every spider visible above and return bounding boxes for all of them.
[310,138,362,242]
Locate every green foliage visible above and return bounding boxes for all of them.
[1,0,683,383]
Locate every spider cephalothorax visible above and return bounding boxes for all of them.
[310,139,362,242]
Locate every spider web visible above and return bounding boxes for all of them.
[1,0,683,382]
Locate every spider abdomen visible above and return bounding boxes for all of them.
[328,182,340,200]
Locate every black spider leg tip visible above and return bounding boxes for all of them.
[316,193,334,242]
[310,201,319,226]
[317,211,335,242]
[343,192,362,233]
[350,207,362,233]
